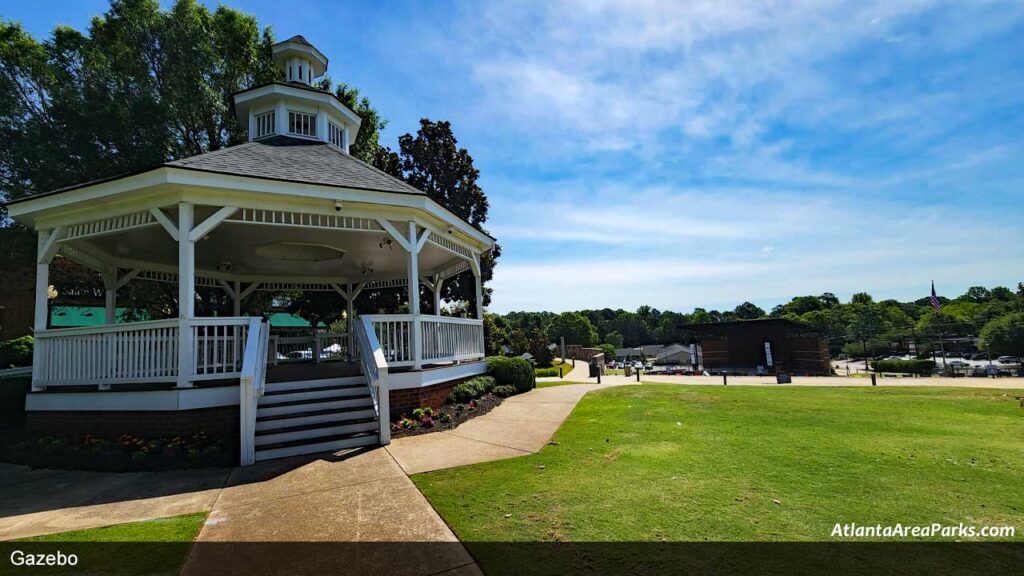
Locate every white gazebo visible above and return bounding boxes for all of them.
[6,35,496,464]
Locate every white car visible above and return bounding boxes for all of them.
[997,356,1017,364]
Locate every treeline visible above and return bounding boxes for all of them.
[484,284,1024,360]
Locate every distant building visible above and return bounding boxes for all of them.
[683,319,831,375]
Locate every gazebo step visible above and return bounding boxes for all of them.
[259,384,368,405]
[264,376,365,393]
[255,408,378,431]
[256,396,373,418]
[255,419,379,446]
[254,433,379,461]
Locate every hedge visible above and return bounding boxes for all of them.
[487,356,536,394]
[0,336,33,369]
[534,365,566,378]
[871,359,937,375]
[448,375,496,404]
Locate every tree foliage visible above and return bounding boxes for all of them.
[372,118,501,308]
[979,312,1024,357]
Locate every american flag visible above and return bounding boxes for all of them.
[930,281,941,311]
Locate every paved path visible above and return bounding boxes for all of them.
[386,382,632,474]
[0,463,228,540]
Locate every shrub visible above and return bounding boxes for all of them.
[448,375,497,404]
[487,356,535,394]
[871,359,936,375]
[0,336,33,368]
[492,384,517,398]
[412,406,434,419]
[534,365,564,378]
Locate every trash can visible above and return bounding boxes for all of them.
[589,362,600,377]
[624,365,633,377]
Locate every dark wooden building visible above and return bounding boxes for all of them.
[683,319,831,375]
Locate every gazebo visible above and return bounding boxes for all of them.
[5,35,496,463]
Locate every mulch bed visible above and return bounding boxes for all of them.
[390,393,505,439]
[0,428,234,472]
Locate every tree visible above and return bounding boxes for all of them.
[482,313,507,356]
[851,292,874,305]
[528,326,554,366]
[979,313,1024,358]
[374,119,501,308]
[317,80,386,164]
[597,343,616,364]
[847,304,885,366]
[548,312,597,347]
[819,292,840,308]
[962,286,992,303]
[603,330,624,348]
[733,301,765,320]
[286,292,342,337]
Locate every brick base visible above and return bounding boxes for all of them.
[26,406,239,440]
[388,375,483,421]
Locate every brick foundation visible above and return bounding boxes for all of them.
[26,406,239,440]
[388,375,483,421]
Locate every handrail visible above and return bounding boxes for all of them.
[188,316,251,327]
[355,316,390,444]
[239,317,269,466]
[34,318,179,337]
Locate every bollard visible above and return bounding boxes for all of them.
[723,373,727,385]
[871,373,877,386]
[559,366,563,379]
[636,369,641,382]
[597,370,602,384]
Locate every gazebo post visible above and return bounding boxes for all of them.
[177,202,195,388]
[102,267,117,324]
[407,221,422,370]
[31,229,56,391]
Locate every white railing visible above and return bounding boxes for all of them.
[365,314,415,367]
[421,316,485,363]
[355,316,390,444]
[239,317,270,466]
[363,314,484,368]
[267,332,354,364]
[33,319,180,388]
[190,317,250,380]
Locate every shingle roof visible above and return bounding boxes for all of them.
[166,136,425,195]
[281,35,313,47]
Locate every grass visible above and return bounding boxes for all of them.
[535,360,575,378]
[537,380,594,389]
[17,512,207,542]
[413,385,1024,544]
[9,513,207,576]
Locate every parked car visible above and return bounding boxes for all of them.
[948,360,966,367]
[884,355,903,361]
[997,356,1018,364]
[644,363,653,371]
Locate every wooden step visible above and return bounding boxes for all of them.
[259,385,368,405]
[255,420,379,446]
[255,408,378,432]
[264,376,365,393]
[254,433,379,461]
[256,396,373,418]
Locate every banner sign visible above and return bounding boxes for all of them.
[764,342,773,367]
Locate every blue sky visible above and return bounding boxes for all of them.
[5,1,1024,314]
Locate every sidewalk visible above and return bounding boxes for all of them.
[386,381,632,474]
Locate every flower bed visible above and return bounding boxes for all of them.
[390,393,504,439]
[0,429,233,472]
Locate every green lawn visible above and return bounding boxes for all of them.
[7,513,206,576]
[535,360,575,378]
[414,385,1024,543]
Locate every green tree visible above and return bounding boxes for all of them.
[733,301,765,320]
[603,330,624,348]
[549,312,598,347]
[528,326,554,366]
[847,304,885,366]
[961,286,991,303]
[979,313,1024,358]
[851,292,874,305]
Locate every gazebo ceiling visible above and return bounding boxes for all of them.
[75,218,464,282]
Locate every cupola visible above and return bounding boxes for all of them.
[232,34,362,152]
[273,35,328,86]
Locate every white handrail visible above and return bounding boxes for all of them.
[239,317,269,466]
[355,316,390,444]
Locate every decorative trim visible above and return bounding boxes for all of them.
[64,211,157,242]
[229,208,382,232]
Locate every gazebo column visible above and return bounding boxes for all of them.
[102,268,117,324]
[32,227,63,391]
[406,222,423,370]
[177,202,195,388]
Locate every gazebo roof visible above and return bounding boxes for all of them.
[167,136,425,196]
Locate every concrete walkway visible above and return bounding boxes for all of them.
[0,463,228,540]
[386,382,631,474]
